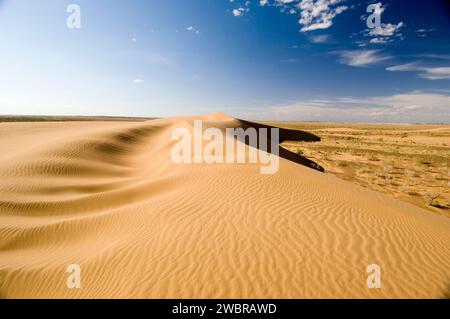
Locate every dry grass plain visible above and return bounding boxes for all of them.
[266,122,450,218]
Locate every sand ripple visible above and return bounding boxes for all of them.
[0,116,449,298]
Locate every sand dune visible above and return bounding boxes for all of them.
[0,114,449,299]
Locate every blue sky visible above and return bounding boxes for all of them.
[0,0,449,122]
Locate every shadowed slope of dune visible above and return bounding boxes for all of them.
[0,115,449,299]
[238,119,324,172]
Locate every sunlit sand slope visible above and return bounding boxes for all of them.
[0,115,449,298]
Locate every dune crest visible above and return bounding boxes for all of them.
[0,115,449,299]
[202,112,236,122]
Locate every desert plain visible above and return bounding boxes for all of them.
[0,114,449,299]
[271,122,450,217]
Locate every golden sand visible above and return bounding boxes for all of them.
[0,115,449,298]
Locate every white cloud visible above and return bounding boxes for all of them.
[309,34,330,43]
[387,63,450,80]
[297,0,348,32]
[232,1,251,17]
[133,79,143,83]
[386,62,420,72]
[370,37,389,44]
[232,8,245,16]
[186,26,200,34]
[363,3,404,45]
[415,28,435,33]
[243,92,450,123]
[369,22,404,37]
[419,68,450,80]
[337,50,391,67]
[254,0,348,31]
[415,54,450,61]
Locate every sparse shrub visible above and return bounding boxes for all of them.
[425,193,441,207]
[418,157,433,165]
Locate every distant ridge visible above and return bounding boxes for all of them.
[0,115,156,123]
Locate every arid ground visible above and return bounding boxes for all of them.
[0,115,449,299]
[268,122,450,218]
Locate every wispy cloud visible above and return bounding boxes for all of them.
[415,28,435,37]
[243,92,450,123]
[386,62,420,72]
[336,50,391,67]
[279,58,301,64]
[420,67,450,80]
[117,51,176,69]
[414,54,450,61]
[386,63,450,80]
[309,34,330,43]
